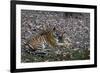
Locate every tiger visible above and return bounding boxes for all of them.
[23,26,72,52]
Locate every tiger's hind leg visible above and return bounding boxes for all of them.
[24,44,38,55]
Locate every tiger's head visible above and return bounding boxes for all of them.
[42,26,72,49]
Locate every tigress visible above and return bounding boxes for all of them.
[23,27,72,51]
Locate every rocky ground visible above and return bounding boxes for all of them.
[21,10,90,63]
